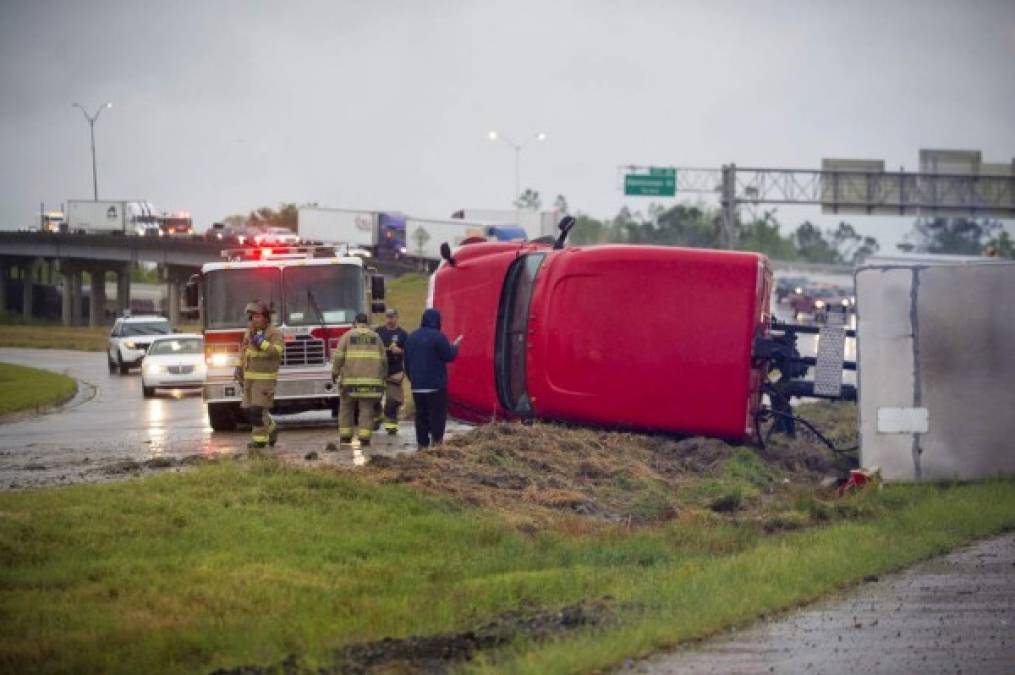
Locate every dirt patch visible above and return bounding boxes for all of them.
[210,599,612,675]
[355,402,857,529]
[102,453,222,476]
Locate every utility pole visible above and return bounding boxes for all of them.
[72,102,112,200]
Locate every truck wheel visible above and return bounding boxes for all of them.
[208,402,240,432]
[142,385,155,398]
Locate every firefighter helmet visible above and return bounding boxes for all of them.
[245,300,270,317]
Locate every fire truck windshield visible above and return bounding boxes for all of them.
[204,268,281,329]
[283,265,364,326]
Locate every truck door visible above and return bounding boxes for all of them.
[494,253,546,416]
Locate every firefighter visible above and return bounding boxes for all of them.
[236,300,284,450]
[376,308,409,435]
[332,312,386,445]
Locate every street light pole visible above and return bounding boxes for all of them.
[73,102,112,200]
[488,130,547,205]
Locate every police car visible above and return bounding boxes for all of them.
[107,314,172,374]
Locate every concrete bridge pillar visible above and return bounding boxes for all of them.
[71,270,83,326]
[165,266,195,327]
[60,263,81,327]
[0,261,8,314]
[89,268,107,328]
[115,264,131,317]
[167,281,181,327]
[22,258,40,320]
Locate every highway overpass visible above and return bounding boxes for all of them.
[0,232,415,327]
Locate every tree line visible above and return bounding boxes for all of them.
[224,193,1012,263]
[567,202,880,266]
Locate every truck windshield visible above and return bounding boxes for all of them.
[204,268,281,330]
[123,321,171,336]
[283,265,363,326]
[495,253,545,415]
[149,337,202,355]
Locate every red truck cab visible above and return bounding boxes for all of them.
[431,240,772,440]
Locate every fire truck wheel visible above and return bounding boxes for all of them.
[208,402,240,432]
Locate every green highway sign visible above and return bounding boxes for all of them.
[624,167,676,197]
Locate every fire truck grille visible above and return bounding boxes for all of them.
[282,338,326,367]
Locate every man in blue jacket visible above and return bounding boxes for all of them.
[404,308,462,448]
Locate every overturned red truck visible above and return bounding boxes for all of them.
[429,226,773,441]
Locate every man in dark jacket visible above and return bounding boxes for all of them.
[376,308,409,435]
[404,308,462,448]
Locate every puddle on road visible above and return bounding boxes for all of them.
[0,417,470,491]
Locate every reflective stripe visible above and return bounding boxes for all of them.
[357,430,372,440]
[341,377,383,385]
[244,371,278,381]
[345,352,384,359]
[251,433,269,442]
[245,348,275,359]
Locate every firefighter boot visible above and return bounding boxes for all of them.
[383,399,400,435]
[248,407,268,450]
[358,429,372,447]
[267,414,279,447]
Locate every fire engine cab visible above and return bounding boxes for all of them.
[184,246,386,431]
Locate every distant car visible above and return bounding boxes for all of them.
[259,227,301,246]
[140,334,206,398]
[789,284,854,320]
[205,223,248,245]
[107,316,173,374]
[775,275,808,303]
[430,239,772,440]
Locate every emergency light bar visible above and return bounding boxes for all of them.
[219,245,340,262]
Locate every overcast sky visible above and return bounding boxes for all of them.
[1,0,1013,248]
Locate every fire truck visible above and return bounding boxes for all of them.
[158,211,194,236]
[184,245,386,431]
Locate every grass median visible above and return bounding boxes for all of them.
[1,455,1013,674]
[0,362,77,416]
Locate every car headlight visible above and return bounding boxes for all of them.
[841,298,850,307]
[210,353,230,367]
[144,364,165,375]
[814,300,826,309]
[124,340,137,349]
[399,246,408,254]
[794,287,803,295]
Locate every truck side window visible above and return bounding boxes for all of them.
[495,253,545,415]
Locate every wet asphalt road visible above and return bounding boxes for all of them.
[0,348,464,490]
[628,533,1015,674]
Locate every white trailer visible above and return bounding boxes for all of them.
[297,207,379,246]
[66,200,158,234]
[453,208,560,240]
[404,216,495,260]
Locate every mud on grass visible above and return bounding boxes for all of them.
[360,402,858,531]
[212,599,614,675]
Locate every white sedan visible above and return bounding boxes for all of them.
[141,334,206,398]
